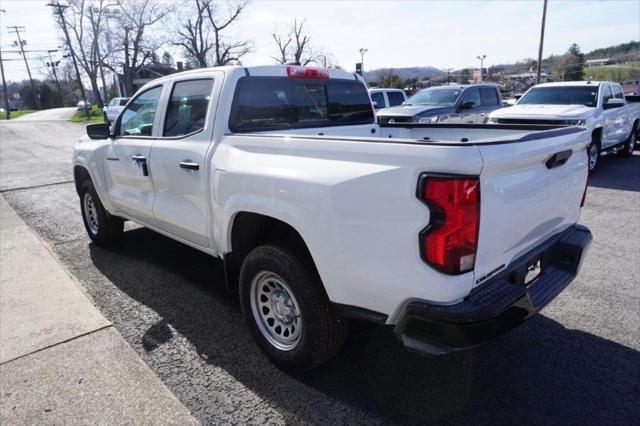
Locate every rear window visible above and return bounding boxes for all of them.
[229,77,374,132]
[480,88,499,106]
[387,91,405,106]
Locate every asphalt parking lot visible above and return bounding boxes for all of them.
[1,119,638,424]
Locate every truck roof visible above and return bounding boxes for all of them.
[144,65,361,89]
[534,81,617,88]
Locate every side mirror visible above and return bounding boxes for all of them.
[603,98,624,110]
[86,123,111,140]
[372,101,379,109]
[461,101,475,109]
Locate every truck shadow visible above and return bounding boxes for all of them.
[88,228,639,425]
[587,151,640,192]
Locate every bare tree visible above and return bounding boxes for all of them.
[174,0,211,68]
[55,0,112,107]
[174,0,251,68]
[271,19,321,66]
[109,0,170,96]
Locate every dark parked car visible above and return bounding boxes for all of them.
[377,84,504,124]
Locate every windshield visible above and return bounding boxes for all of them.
[405,88,462,106]
[518,86,599,107]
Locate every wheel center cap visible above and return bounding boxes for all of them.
[272,292,293,322]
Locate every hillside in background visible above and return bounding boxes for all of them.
[362,41,639,83]
[364,66,444,81]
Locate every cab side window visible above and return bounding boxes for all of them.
[163,79,214,137]
[387,91,405,107]
[118,86,162,137]
[612,85,624,99]
[480,88,499,106]
[602,86,614,104]
[370,92,385,109]
[462,88,481,107]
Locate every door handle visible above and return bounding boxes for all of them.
[545,150,572,169]
[131,154,148,176]
[179,160,199,171]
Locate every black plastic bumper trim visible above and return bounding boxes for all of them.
[394,224,592,356]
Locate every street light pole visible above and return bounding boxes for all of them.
[359,48,368,83]
[536,0,548,84]
[476,54,487,82]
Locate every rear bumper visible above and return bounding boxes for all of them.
[394,224,592,355]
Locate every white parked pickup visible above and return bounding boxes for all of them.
[488,81,640,172]
[73,65,592,371]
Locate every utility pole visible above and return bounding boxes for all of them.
[103,7,122,97]
[476,55,486,82]
[444,68,454,84]
[48,1,89,117]
[359,48,368,83]
[47,49,63,106]
[89,6,107,106]
[0,10,10,119]
[7,26,40,109]
[536,0,548,85]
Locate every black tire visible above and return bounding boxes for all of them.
[79,180,123,246]
[239,243,347,372]
[618,126,637,158]
[587,140,600,174]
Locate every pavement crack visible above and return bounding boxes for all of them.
[0,324,113,366]
[0,180,74,193]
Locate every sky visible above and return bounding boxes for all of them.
[0,0,639,82]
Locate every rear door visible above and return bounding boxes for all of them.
[105,85,163,223]
[148,74,222,248]
[473,128,589,285]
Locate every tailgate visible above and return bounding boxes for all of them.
[473,128,589,286]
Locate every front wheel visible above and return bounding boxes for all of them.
[587,141,599,173]
[79,180,123,246]
[239,243,347,372]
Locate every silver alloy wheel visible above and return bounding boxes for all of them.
[250,271,302,351]
[83,192,99,235]
[589,143,598,170]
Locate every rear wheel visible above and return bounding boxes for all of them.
[587,141,599,173]
[239,243,347,372]
[79,180,123,245]
[618,126,637,158]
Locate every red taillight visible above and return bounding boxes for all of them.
[418,175,480,275]
[286,66,329,80]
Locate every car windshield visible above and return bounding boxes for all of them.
[405,88,462,106]
[518,86,599,107]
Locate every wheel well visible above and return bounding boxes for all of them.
[591,127,602,145]
[224,212,314,292]
[74,166,92,194]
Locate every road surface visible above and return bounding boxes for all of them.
[1,117,638,424]
[13,107,76,121]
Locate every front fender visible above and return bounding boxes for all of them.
[72,140,114,213]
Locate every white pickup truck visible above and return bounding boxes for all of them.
[488,81,640,172]
[73,65,592,371]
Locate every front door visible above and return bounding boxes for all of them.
[105,85,163,224]
[149,76,220,248]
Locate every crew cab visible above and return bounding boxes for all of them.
[377,84,503,125]
[73,65,592,371]
[489,81,640,172]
